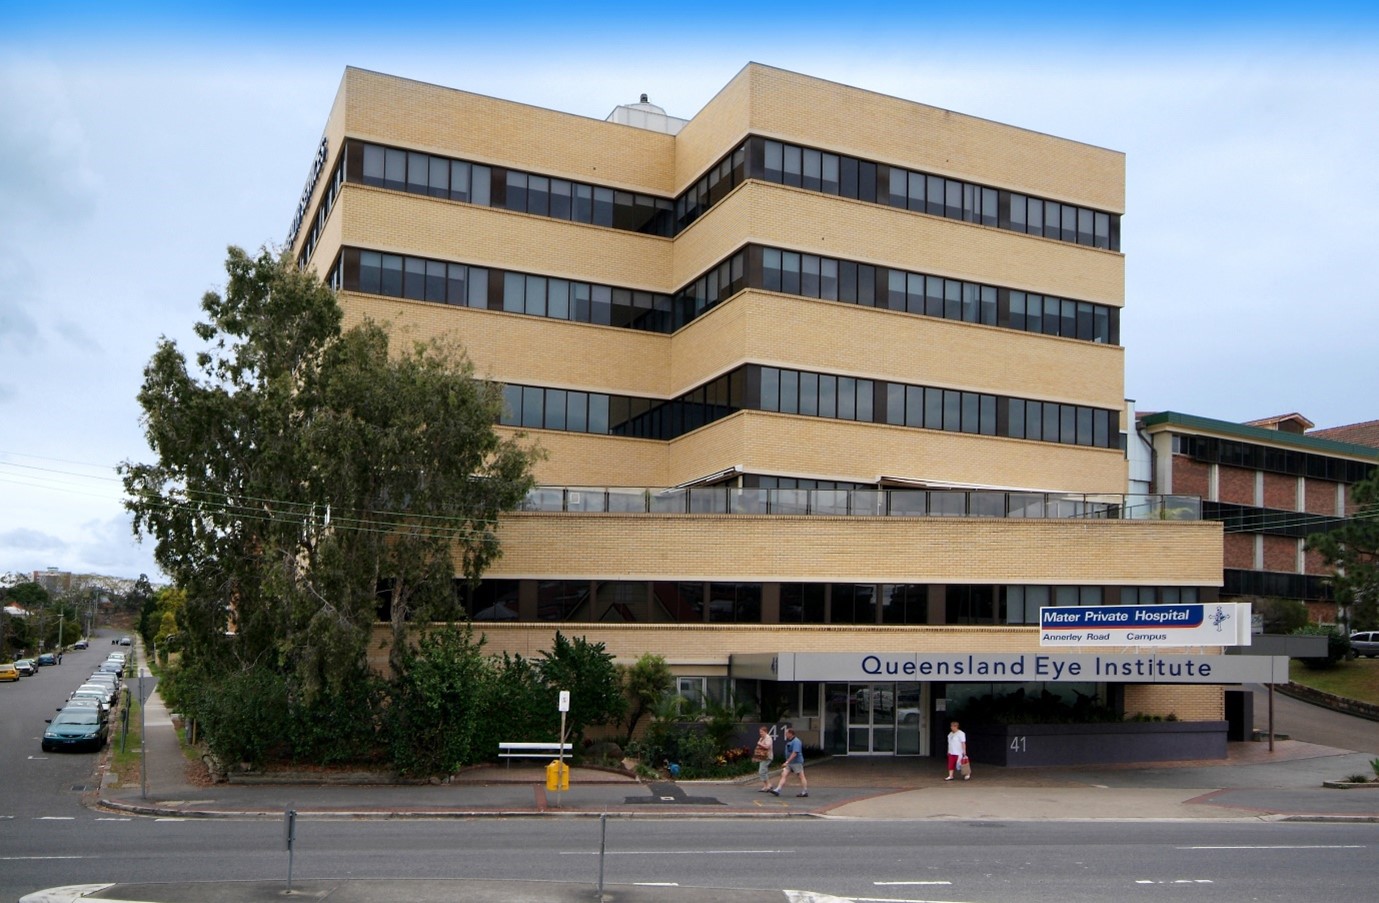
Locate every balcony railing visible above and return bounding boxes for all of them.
[520,487,1202,521]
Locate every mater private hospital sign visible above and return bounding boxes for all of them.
[1039,603,1252,648]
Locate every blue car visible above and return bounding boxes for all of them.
[42,709,108,752]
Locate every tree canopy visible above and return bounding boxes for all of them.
[1308,470,1379,633]
[121,246,539,697]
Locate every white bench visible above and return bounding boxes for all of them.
[498,741,571,766]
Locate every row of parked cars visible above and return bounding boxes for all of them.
[40,649,130,753]
[0,648,71,681]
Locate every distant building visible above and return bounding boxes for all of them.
[1137,411,1379,623]
[32,569,72,595]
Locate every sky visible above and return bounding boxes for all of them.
[1,2,1377,584]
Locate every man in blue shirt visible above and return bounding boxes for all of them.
[769,726,808,797]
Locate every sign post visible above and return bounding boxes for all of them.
[284,805,297,891]
[557,689,570,803]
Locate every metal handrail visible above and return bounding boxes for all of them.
[521,487,1201,521]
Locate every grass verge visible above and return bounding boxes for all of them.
[1289,656,1379,706]
[107,695,143,786]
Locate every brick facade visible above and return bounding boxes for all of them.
[297,63,1243,750]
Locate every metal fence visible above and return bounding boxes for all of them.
[520,487,1201,521]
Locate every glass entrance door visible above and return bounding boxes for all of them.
[849,683,895,754]
[823,682,923,755]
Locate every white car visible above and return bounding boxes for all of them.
[70,687,112,713]
[85,673,120,692]
[76,683,116,705]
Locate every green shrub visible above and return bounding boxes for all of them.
[185,666,292,767]
[386,623,492,776]
[1291,624,1350,670]
[471,652,559,760]
[288,671,387,765]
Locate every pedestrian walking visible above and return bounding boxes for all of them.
[769,726,808,797]
[945,720,969,781]
[752,726,775,791]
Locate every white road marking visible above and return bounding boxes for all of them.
[36,816,75,820]
[0,856,88,861]
[636,883,680,886]
[95,817,132,821]
[875,881,953,886]
[846,897,973,903]
[560,849,792,855]
[1180,845,1364,850]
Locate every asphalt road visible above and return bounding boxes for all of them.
[0,639,117,818]
[2,813,1376,902]
[1250,679,1379,754]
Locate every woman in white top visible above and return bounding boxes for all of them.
[945,720,968,781]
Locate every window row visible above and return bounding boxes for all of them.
[1222,569,1333,603]
[1172,433,1377,483]
[761,246,1117,344]
[454,579,1204,625]
[335,242,1117,347]
[340,139,674,237]
[333,248,679,332]
[499,364,1120,450]
[757,136,1120,251]
[1204,502,1344,539]
[299,135,1120,272]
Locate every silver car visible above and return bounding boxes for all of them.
[1351,631,1379,658]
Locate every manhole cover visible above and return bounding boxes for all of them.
[624,782,723,806]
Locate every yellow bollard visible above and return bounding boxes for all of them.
[545,759,570,791]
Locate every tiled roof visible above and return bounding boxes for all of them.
[1308,419,1379,449]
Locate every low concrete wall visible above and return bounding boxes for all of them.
[968,721,1229,767]
[1278,682,1379,723]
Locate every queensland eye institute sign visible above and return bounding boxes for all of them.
[1040,603,1251,648]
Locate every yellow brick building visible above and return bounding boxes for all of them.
[290,63,1258,760]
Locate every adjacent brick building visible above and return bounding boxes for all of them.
[1137,411,1378,624]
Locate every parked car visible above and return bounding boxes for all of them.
[60,697,107,721]
[118,636,133,646]
[14,658,37,676]
[73,639,89,650]
[96,661,125,678]
[1351,631,1379,658]
[68,688,110,714]
[84,675,119,694]
[0,662,19,682]
[42,709,108,752]
[75,682,116,705]
[36,653,58,666]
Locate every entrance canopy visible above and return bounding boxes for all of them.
[732,651,1289,684]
